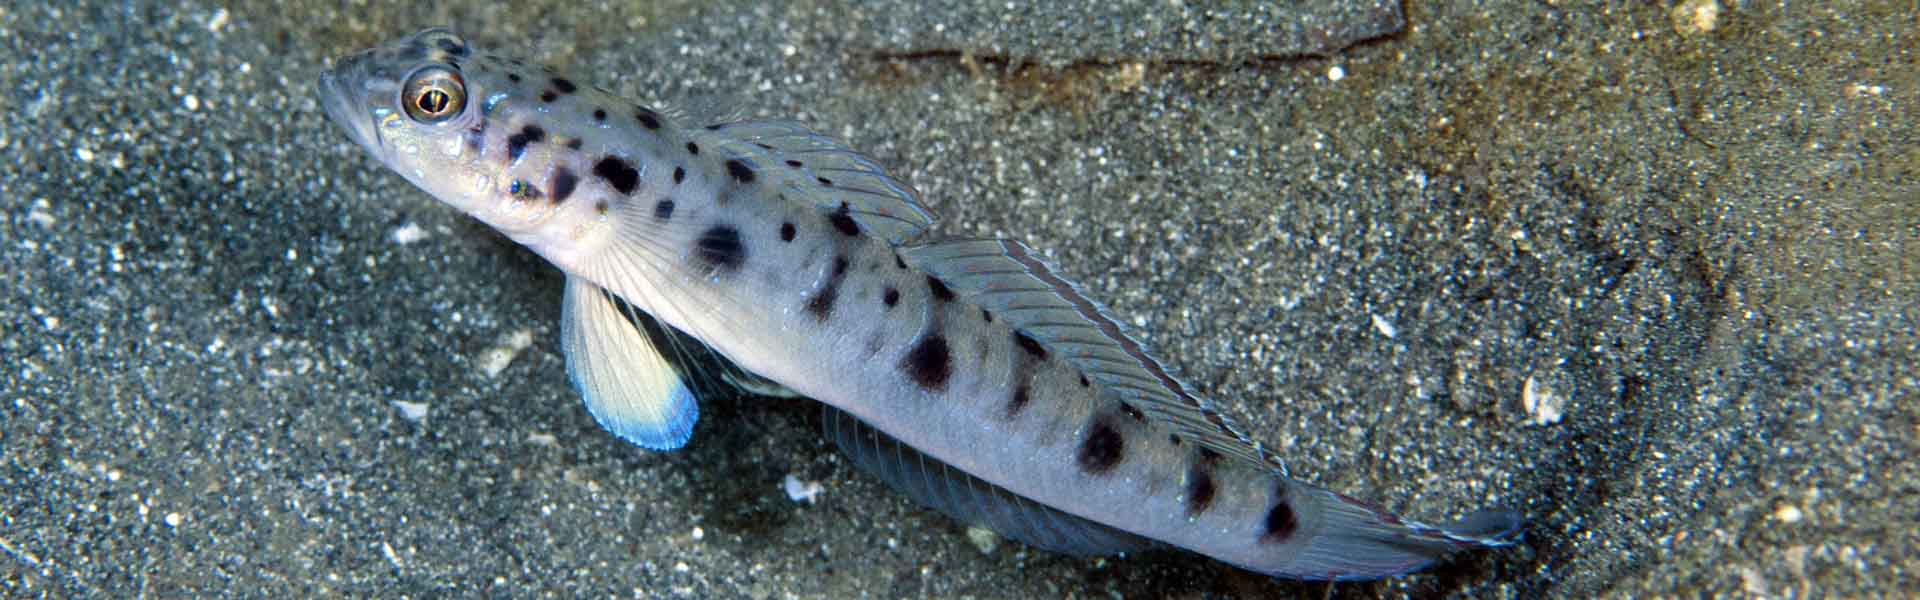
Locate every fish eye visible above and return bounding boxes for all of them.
[401,66,466,123]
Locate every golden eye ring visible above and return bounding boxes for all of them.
[400,66,466,123]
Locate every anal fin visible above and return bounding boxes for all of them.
[821,406,1152,556]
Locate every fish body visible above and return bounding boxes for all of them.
[319,28,1521,580]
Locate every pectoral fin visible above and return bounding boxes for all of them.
[560,276,699,450]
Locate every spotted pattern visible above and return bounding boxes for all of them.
[694,225,744,272]
[899,333,952,392]
[1005,383,1031,417]
[805,256,848,321]
[725,159,755,183]
[592,156,640,195]
[1014,331,1048,360]
[506,125,544,163]
[550,167,578,204]
[1260,483,1297,544]
[1184,462,1217,516]
[635,108,661,130]
[829,202,860,236]
[927,276,955,302]
[1076,419,1125,474]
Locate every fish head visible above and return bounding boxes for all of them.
[319,28,561,237]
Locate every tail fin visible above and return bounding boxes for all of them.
[1280,486,1523,581]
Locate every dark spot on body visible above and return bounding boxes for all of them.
[507,73,521,83]
[564,138,582,150]
[982,309,993,323]
[636,109,661,130]
[1184,463,1217,516]
[927,277,954,302]
[725,159,755,183]
[882,287,899,308]
[817,177,834,187]
[1014,331,1048,360]
[893,253,907,269]
[592,108,607,121]
[785,159,803,167]
[1006,383,1030,417]
[654,199,675,221]
[829,203,861,236]
[551,77,576,93]
[686,141,700,155]
[1119,402,1144,422]
[594,200,608,215]
[1076,419,1125,474]
[1079,374,1091,387]
[592,156,640,195]
[694,225,745,272]
[550,168,577,204]
[506,125,545,163]
[540,90,559,103]
[805,256,849,321]
[706,123,723,131]
[899,334,952,392]
[779,222,796,242]
[672,166,686,185]
[1261,485,1297,543]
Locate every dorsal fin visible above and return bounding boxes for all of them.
[901,239,1289,475]
[695,119,936,245]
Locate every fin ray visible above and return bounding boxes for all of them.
[696,119,936,244]
[901,239,1290,474]
[1280,487,1524,581]
[560,276,699,450]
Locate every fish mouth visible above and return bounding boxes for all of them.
[317,54,383,154]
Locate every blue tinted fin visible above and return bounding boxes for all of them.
[822,405,1153,556]
[560,276,698,450]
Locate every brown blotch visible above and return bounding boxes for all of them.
[1076,419,1125,474]
[1014,331,1048,360]
[1260,483,1298,544]
[899,333,953,393]
[1184,462,1217,517]
[927,276,955,302]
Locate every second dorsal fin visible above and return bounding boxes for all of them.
[900,239,1289,475]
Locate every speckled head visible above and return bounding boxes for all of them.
[319,28,574,238]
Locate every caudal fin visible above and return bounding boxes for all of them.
[1278,486,1523,581]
